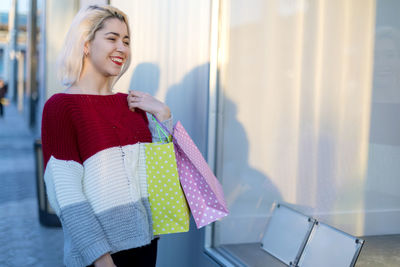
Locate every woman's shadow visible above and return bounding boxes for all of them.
[164,63,282,242]
[128,62,282,259]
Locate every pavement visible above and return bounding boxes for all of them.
[0,102,64,267]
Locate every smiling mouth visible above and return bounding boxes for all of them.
[110,57,123,66]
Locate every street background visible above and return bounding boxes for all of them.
[0,102,63,267]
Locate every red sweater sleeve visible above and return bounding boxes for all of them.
[41,95,82,170]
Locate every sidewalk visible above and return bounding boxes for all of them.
[0,102,64,267]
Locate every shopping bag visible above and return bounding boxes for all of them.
[152,116,229,228]
[173,121,229,228]
[144,125,190,235]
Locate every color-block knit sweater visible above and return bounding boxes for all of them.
[41,93,172,267]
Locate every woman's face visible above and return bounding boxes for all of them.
[86,18,130,77]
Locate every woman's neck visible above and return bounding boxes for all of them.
[72,61,114,95]
[71,78,113,95]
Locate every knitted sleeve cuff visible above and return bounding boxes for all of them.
[81,238,113,266]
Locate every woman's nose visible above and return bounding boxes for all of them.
[116,40,128,53]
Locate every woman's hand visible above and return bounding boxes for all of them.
[94,253,116,267]
[127,90,171,121]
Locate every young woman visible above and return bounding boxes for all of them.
[0,78,8,118]
[41,5,171,267]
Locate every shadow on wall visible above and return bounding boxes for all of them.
[218,93,282,243]
[128,61,282,249]
[128,62,209,153]
[129,62,161,97]
[165,63,210,154]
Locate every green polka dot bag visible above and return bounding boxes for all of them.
[145,122,190,235]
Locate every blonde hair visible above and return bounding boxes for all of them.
[57,5,131,87]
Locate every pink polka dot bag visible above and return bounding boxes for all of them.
[173,121,229,228]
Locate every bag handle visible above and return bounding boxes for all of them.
[151,115,173,141]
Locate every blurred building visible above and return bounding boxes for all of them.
[0,12,8,78]
[0,11,27,87]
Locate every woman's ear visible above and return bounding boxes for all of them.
[83,41,90,57]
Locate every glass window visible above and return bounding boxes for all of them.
[210,0,400,265]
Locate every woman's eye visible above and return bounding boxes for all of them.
[108,38,116,41]
[124,42,130,46]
